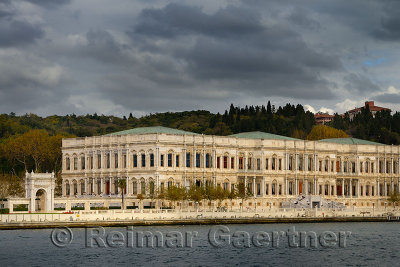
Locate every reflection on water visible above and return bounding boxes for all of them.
[0,222,399,266]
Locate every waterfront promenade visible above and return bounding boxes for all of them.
[1,208,399,229]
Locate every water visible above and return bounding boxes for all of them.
[0,222,398,266]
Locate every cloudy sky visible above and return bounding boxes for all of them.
[1,0,400,116]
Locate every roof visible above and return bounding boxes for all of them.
[104,126,198,136]
[229,131,299,140]
[319,137,383,145]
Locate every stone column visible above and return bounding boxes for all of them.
[350,179,353,198]
[253,176,256,197]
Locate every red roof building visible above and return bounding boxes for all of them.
[314,112,334,124]
[347,101,391,120]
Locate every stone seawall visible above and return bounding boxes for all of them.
[0,216,398,230]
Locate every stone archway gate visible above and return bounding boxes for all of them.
[25,172,55,212]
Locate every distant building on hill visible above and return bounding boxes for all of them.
[314,112,334,125]
[347,101,391,120]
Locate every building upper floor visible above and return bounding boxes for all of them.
[62,126,400,177]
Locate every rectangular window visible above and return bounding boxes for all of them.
[133,155,138,168]
[279,159,282,170]
[325,160,328,172]
[141,154,146,167]
[318,160,322,172]
[176,155,179,167]
[114,153,118,168]
[90,156,93,169]
[239,157,243,169]
[248,158,252,170]
[150,153,154,167]
[81,156,85,170]
[217,157,221,168]
[132,182,137,195]
[257,158,260,170]
[74,158,78,170]
[206,154,210,168]
[223,156,228,169]
[265,158,269,170]
[371,163,374,173]
[97,154,101,169]
[272,158,276,170]
[66,157,70,170]
[123,154,127,168]
[265,184,269,195]
[186,153,191,168]
[196,153,200,168]
[168,153,172,167]
[160,155,164,167]
[106,153,110,169]
[231,157,234,169]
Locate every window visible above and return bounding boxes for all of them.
[371,163,374,173]
[66,157,70,170]
[168,153,172,167]
[106,153,110,168]
[265,184,269,195]
[318,160,322,172]
[133,154,138,168]
[257,158,260,170]
[325,160,328,172]
[141,154,146,167]
[308,157,313,171]
[150,153,154,167]
[81,156,85,170]
[231,157,234,169]
[132,181,137,195]
[90,155,93,169]
[206,154,210,168]
[74,157,78,170]
[123,154,127,168]
[331,160,334,172]
[186,153,191,167]
[257,183,261,195]
[115,153,119,168]
[299,157,303,171]
[272,184,276,195]
[97,154,101,169]
[160,155,164,167]
[272,158,276,170]
[176,155,179,167]
[248,158,252,170]
[141,181,146,194]
[150,181,155,194]
[289,155,293,170]
[239,157,243,169]
[196,153,201,168]
[352,162,356,173]
[223,156,228,169]
[265,158,269,170]
[217,157,220,168]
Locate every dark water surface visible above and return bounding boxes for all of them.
[0,222,398,266]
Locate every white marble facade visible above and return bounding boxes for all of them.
[61,130,400,208]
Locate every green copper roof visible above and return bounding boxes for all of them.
[319,137,383,145]
[105,126,198,136]
[229,131,299,140]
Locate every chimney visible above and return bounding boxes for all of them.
[365,101,374,108]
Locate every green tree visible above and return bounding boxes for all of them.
[118,178,127,209]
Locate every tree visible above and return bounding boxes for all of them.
[166,185,186,210]
[118,178,127,209]
[137,193,144,210]
[388,191,400,210]
[188,185,203,211]
[307,125,348,140]
[227,187,237,211]
[235,183,253,211]
[214,186,228,209]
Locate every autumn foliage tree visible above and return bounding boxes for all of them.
[306,125,348,140]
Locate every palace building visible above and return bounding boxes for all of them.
[61,126,400,208]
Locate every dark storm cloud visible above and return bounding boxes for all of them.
[130,3,342,100]
[287,7,320,30]
[0,20,43,47]
[24,0,71,9]
[375,93,400,104]
[372,1,400,40]
[344,73,380,93]
[133,3,263,38]
[0,1,44,47]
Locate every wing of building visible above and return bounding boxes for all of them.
[61,126,400,209]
